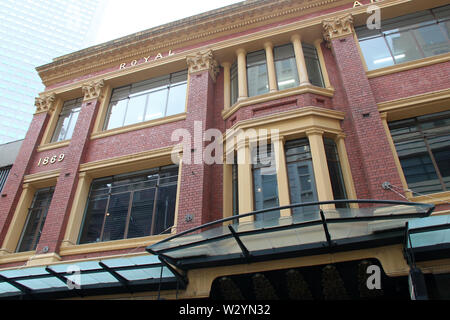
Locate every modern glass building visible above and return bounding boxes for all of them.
[0,0,106,144]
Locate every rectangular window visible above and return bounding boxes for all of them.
[303,44,325,88]
[16,187,54,252]
[324,138,348,207]
[274,44,299,90]
[285,139,318,219]
[51,97,83,142]
[230,62,239,105]
[79,165,178,244]
[247,50,269,97]
[389,110,450,195]
[356,5,450,71]
[252,144,279,221]
[104,70,187,130]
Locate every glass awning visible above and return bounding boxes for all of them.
[0,254,184,299]
[147,200,434,270]
[405,214,450,262]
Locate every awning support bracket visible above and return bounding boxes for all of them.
[0,273,32,297]
[320,209,335,249]
[228,225,251,260]
[98,261,133,293]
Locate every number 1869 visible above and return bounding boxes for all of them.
[37,154,65,166]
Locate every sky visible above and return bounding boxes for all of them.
[93,0,243,45]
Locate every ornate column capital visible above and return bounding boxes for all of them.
[82,79,105,101]
[186,49,219,82]
[322,14,354,47]
[35,93,56,114]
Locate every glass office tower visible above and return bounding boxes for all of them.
[0,0,106,144]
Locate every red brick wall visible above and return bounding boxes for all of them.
[0,112,50,245]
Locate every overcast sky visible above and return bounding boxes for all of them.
[93,0,243,45]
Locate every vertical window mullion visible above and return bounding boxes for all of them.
[99,189,112,242]
[150,172,161,235]
[123,190,135,239]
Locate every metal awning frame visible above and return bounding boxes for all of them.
[147,199,435,270]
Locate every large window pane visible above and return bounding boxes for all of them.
[252,145,279,221]
[413,24,450,57]
[51,97,82,142]
[79,166,178,244]
[389,110,450,195]
[166,82,187,117]
[303,44,324,88]
[230,62,239,105]
[285,139,318,220]
[324,138,347,207]
[104,71,187,130]
[247,50,269,97]
[17,187,54,252]
[274,44,299,90]
[359,37,394,70]
[385,32,423,64]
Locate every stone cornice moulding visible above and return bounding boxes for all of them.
[322,13,354,47]
[82,79,105,101]
[36,0,350,85]
[186,49,220,82]
[34,93,56,114]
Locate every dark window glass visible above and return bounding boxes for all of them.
[324,138,348,207]
[285,139,318,220]
[16,187,54,252]
[230,62,239,105]
[51,97,83,142]
[252,144,279,221]
[274,44,299,90]
[79,166,178,244]
[356,5,450,70]
[389,110,450,194]
[104,70,187,130]
[303,44,325,88]
[247,50,269,97]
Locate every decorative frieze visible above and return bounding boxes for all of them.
[82,79,105,101]
[322,14,354,47]
[186,50,219,82]
[35,93,56,114]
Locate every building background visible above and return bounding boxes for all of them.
[0,0,107,144]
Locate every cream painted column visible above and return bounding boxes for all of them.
[264,42,278,92]
[291,34,310,86]
[236,48,248,101]
[272,136,291,217]
[313,39,332,89]
[223,162,233,220]
[306,129,334,207]
[335,134,358,208]
[237,139,254,222]
[222,62,231,109]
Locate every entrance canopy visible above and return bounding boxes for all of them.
[147,200,434,270]
[0,254,182,299]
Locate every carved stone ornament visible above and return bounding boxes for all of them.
[186,49,219,82]
[82,79,105,101]
[35,93,56,114]
[322,14,354,47]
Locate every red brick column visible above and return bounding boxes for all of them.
[176,50,218,233]
[323,15,404,200]
[0,94,54,245]
[35,80,104,254]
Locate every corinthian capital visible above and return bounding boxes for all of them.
[322,14,354,47]
[82,79,105,101]
[186,49,219,82]
[35,93,56,114]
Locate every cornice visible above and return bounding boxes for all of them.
[36,0,351,87]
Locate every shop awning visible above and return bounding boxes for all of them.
[405,214,450,262]
[0,254,184,299]
[147,200,434,270]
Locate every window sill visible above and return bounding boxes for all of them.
[91,112,187,140]
[37,139,70,152]
[366,52,450,79]
[409,190,450,206]
[222,85,334,120]
[59,234,172,257]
